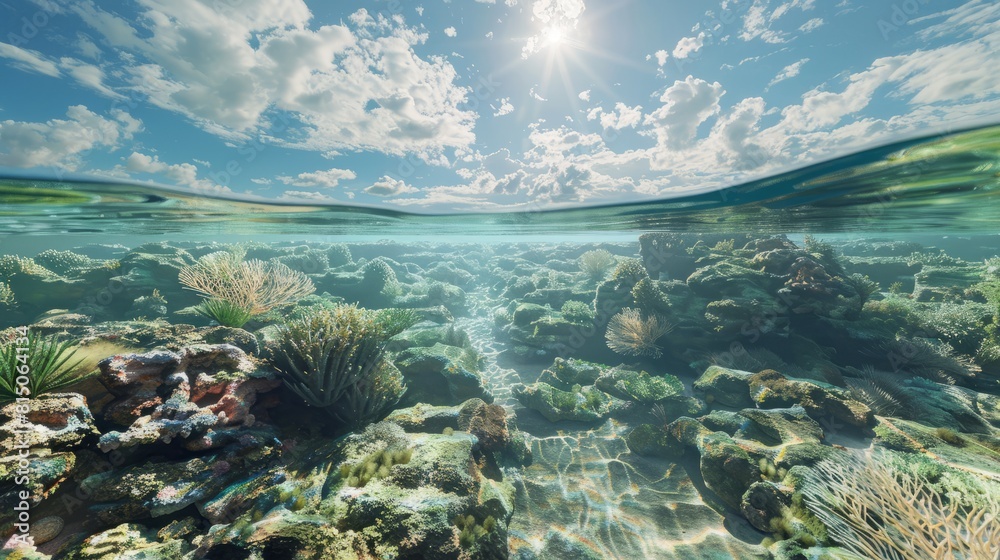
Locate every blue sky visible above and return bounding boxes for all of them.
[0,0,997,210]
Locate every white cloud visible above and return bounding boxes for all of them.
[124,151,220,190]
[76,34,102,59]
[277,168,358,188]
[644,76,725,152]
[672,33,705,59]
[279,190,337,201]
[655,49,669,66]
[59,0,476,159]
[0,105,141,169]
[587,102,643,130]
[740,0,816,44]
[799,18,824,32]
[578,89,591,101]
[444,26,457,37]
[0,43,60,77]
[522,0,586,58]
[493,97,514,116]
[365,176,418,196]
[768,58,809,87]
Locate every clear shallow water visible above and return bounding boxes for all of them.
[1,123,999,238]
[1,126,999,560]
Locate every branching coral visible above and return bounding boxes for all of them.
[179,252,315,327]
[605,307,673,358]
[802,450,998,560]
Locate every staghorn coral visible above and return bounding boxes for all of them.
[605,307,673,358]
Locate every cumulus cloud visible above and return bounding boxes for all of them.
[277,168,358,188]
[0,105,141,169]
[54,0,476,159]
[655,49,669,66]
[644,76,725,151]
[124,151,220,190]
[365,176,418,196]
[587,102,643,130]
[444,26,457,37]
[672,33,705,59]
[578,89,591,101]
[493,97,514,116]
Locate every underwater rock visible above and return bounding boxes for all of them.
[0,394,99,453]
[692,365,756,408]
[81,443,278,526]
[202,325,261,355]
[0,394,97,526]
[58,522,192,559]
[195,428,515,560]
[741,480,792,533]
[913,262,984,302]
[394,343,492,406]
[97,344,280,452]
[734,407,825,447]
[593,367,684,405]
[386,322,472,353]
[625,423,684,458]
[386,402,465,433]
[29,515,64,546]
[511,382,628,423]
[697,431,761,510]
[748,369,873,428]
[536,358,603,390]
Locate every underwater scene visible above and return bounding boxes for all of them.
[2,0,1000,558]
[1,124,1000,560]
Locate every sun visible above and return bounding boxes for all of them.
[542,25,567,48]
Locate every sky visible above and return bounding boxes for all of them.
[0,0,997,211]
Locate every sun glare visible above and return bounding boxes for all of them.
[543,25,566,48]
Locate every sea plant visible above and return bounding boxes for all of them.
[605,307,673,358]
[271,304,417,428]
[0,281,14,307]
[845,365,914,418]
[1,330,87,402]
[340,446,414,487]
[560,300,594,324]
[578,249,616,280]
[178,251,315,327]
[802,449,998,560]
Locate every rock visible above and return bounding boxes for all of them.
[511,382,628,423]
[594,367,684,405]
[386,402,464,433]
[536,358,603,390]
[59,522,192,559]
[734,407,825,447]
[97,345,280,452]
[30,516,64,545]
[395,343,492,406]
[387,322,472,353]
[625,424,683,458]
[512,303,549,327]
[81,443,278,526]
[748,370,873,428]
[457,399,511,455]
[741,481,792,533]
[202,326,261,355]
[693,366,755,408]
[0,394,99,453]
[195,429,515,560]
[696,431,761,510]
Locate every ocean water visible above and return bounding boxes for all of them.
[1,125,999,559]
